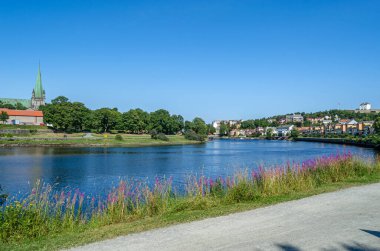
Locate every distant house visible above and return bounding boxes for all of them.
[255,127,265,135]
[0,108,44,125]
[306,117,323,125]
[359,102,371,110]
[278,118,286,125]
[276,125,294,136]
[354,102,380,114]
[297,126,311,135]
[285,114,304,123]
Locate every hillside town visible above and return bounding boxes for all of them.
[212,102,379,138]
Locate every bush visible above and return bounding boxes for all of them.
[0,202,50,242]
[184,130,206,142]
[225,180,255,203]
[115,135,123,141]
[29,129,38,135]
[150,130,169,141]
[290,129,299,139]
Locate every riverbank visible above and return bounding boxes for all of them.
[296,137,380,149]
[70,183,380,251]
[0,134,202,147]
[1,154,379,250]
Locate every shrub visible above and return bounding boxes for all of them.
[184,130,206,142]
[225,180,255,203]
[0,202,49,242]
[29,129,38,135]
[115,135,123,141]
[150,130,169,141]
[290,129,299,139]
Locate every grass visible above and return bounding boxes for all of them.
[1,153,380,251]
[0,124,48,130]
[0,134,201,147]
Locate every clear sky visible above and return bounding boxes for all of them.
[0,0,379,122]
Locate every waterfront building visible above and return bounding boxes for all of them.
[0,65,46,110]
[0,108,44,125]
[276,125,295,136]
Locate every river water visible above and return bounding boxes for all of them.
[0,139,378,196]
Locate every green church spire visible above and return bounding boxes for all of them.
[33,64,44,99]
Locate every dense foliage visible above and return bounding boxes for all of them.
[374,117,380,135]
[40,96,210,138]
[0,111,9,124]
[150,129,169,141]
[0,101,28,110]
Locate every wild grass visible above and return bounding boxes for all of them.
[1,153,379,250]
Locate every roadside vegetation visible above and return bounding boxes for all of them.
[1,153,379,250]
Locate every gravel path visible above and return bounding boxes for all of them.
[70,183,380,251]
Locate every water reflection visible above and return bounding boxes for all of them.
[0,139,378,196]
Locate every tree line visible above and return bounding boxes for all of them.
[40,96,213,139]
[0,101,28,110]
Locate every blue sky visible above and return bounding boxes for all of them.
[0,0,379,122]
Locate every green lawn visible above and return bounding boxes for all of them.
[0,124,48,130]
[0,134,201,147]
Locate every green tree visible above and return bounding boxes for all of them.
[219,122,229,136]
[191,117,208,136]
[93,108,122,133]
[51,96,69,104]
[184,120,193,131]
[41,97,91,132]
[0,101,15,110]
[374,117,380,135]
[290,129,299,139]
[170,114,184,134]
[15,103,27,110]
[240,120,256,129]
[149,109,172,134]
[207,124,216,135]
[122,108,150,134]
[0,111,9,124]
[266,128,274,139]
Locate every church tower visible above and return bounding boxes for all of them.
[31,64,46,110]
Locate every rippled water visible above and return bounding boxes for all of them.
[0,139,378,196]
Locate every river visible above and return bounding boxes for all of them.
[0,139,378,196]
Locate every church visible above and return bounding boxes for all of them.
[0,65,46,110]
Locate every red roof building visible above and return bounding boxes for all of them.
[0,108,44,125]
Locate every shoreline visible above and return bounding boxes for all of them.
[0,134,204,148]
[295,137,379,149]
[0,141,203,148]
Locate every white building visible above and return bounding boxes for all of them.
[359,102,371,110]
[276,125,295,136]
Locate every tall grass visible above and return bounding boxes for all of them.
[1,153,379,243]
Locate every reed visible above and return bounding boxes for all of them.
[1,153,379,244]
